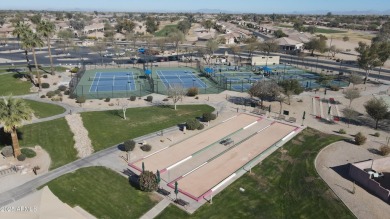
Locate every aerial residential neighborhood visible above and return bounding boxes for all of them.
[0,0,390,218]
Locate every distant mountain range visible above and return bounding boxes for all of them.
[5,7,390,15]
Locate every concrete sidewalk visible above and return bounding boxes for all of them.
[140,198,171,219]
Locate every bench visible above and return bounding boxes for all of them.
[157,188,171,196]
[276,115,285,120]
[175,199,189,207]
[287,117,297,123]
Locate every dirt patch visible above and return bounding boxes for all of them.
[149,192,163,202]
[304,176,316,183]
[291,139,303,145]
[281,153,295,164]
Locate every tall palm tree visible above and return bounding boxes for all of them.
[12,22,33,76]
[37,20,55,75]
[0,96,33,158]
[21,29,44,90]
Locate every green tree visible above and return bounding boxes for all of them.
[293,21,305,32]
[145,17,159,34]
[355,42,381,83]
[364,97,390,129]
[229,44,241,65]
[29,14,42,25]
[316,73,334,88]
[273,29,288,38]
[245,41,260,58]
[139,170,158,192]
[12,22,32,75]
[37,20,56,75]
[260,40,279,55]
[202,19,213,32]
[376,41,390,76]
[177,19,192,34]
[277,79,304,105]
[305,38,327,56]
[0,96,33,157]
[20,28,44,90]
[343,88,361,107]
[306,26,317,34]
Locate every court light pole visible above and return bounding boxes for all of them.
[127,81,131,100]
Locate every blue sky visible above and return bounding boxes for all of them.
[1,0,390,13]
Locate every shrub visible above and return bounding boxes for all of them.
[197,123,205,130]
[139,170,158,192]
[54,89,62,95]
[195,96,199,99]
[339,129,346,134]
[123,140,136,152]
[69,93,77,99]
[17,154,26,161]
[1,146,13,157]
[21,148,36,158]
[374,132,380,137]
[64,90,70,95]
[186,118,200,130]
[46,91,55,98]
[141,144,152,152]
[76,96,86,104]
[58,85,67,91]
[146,96,153,102]
[43,74,48,78]
[130,96,137,101]
[187,87,198,97]
[380,146,390,156]
[41,83,50,89]
[329,85,340,91]
[202,112,217,122]
[105,97,111,102]
[40,95,46,98]
[70,67,79,73]
[355,132,367,145]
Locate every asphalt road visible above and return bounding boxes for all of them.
[1,42,390,82]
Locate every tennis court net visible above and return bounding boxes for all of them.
[89,76,132,81]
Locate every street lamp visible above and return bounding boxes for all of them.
[127,81,131,99]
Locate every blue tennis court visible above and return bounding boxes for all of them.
[89,72,136,92]
[157,70,207,89]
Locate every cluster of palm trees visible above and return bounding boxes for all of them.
[12,20,56,90]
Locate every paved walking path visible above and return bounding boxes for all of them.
[0,125,180,207]
[140,199,171,219]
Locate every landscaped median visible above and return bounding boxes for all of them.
[0,73,32,96]
[24,99,66,118]
[155,128,355,219]
[81,104,214,151]
[0,104,214,170]
[44,166,159,219]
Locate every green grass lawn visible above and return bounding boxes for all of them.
[24,99,66,119]
[0,118,76,170]
[46,167,158,219]
[315,28,347,34]
[155,25,178,37]
[0,73,32,96]
[82,105,214,151]
[156,128,354,219]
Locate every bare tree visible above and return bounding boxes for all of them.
[328,45,342,58]
[167,84,186,110]
[248,80,282,107]
[344,88,361,107]
[119,99,129,120]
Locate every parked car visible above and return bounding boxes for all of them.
[103,53,114,57]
